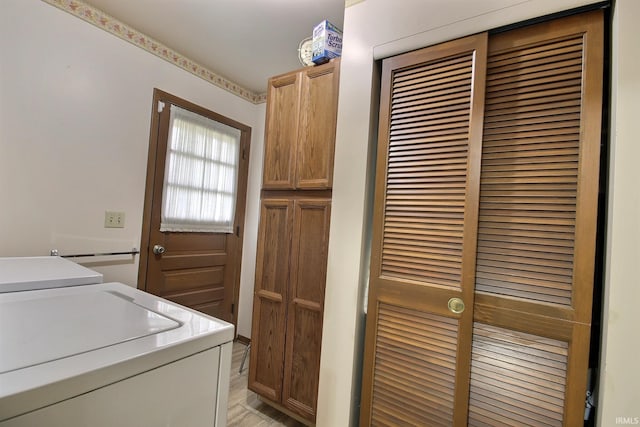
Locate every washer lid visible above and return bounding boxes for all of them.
[0,290,180,374]
[0,283,233,421]
[0,256,103,292]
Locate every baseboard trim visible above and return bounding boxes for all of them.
[236,334,251,345]
[258,395,315,426]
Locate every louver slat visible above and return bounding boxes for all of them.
[475,35,585,306]
[468,323,568,427]
[371,303,459,426]
[381,54,475,289]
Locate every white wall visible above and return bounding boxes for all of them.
[0,0,265,337]
[598,0,640,424]
[318,0,629,425]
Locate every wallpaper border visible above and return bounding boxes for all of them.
[42,0,268,104]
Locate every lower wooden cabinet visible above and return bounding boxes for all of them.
[248,197,331,423]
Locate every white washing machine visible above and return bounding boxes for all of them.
[0,258,233,427]
[0,256,103,292]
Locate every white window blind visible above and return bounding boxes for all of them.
[160,105,242,233]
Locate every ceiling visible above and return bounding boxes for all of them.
[82,0,346,95]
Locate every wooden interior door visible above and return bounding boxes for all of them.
[360,33,488,426]
[248,199,293,402]
[139,89,251,324]
[467,11,603,426]
[282,198,331,421]
[296,61,340,189]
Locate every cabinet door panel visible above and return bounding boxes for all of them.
[248,199,293,401]
[262,74,301,189]
[296,61,340,189]
[282,199,331,421]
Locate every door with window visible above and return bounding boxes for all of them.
[138,89,251,324]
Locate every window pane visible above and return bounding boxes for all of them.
[160,105,242,233]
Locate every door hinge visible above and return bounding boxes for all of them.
[231,303,235,315]
[236,225,240,237]
[242,148,246,160]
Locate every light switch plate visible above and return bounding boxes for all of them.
[104,211,125,228]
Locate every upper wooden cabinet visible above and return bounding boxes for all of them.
[262,60,340,190]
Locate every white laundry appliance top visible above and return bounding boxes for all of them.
[0,282,234,420]
[0,256,103,292]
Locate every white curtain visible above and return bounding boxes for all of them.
[160,105,242,233]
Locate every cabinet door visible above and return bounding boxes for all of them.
[262,73,301,189]
[282,199,331,421]
[248,199,293,402]
[296,61,340,189]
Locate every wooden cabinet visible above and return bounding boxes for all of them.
[249,59,340,424]
[262,60,340,190]
[249,199,331,421]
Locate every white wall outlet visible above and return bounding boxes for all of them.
[104,211,125,228]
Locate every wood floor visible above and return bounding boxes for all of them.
[227,341,305,427]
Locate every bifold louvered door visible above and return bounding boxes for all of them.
[360,33,488,426]
[361,10,603,427]
[469,11,603,426]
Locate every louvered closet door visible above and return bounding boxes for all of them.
[360,33,488,426]
[469,11,603,426]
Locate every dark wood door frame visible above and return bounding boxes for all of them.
[138,88,251,330]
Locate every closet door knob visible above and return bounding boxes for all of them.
[153,245,166,255]
[447,297,465,314]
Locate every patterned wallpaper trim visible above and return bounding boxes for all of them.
[42,0,268,104]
